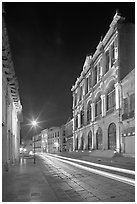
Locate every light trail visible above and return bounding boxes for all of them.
[48,154,135,175]
[41,154,135,186]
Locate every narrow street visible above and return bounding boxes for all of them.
[2,153,135,202]
[38,153,135,202]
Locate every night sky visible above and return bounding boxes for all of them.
[4,2,135,141]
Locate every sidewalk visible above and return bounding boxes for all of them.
[2,157,59,202]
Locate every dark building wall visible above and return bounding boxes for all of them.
[119,22,135,80]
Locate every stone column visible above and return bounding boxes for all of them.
[115,82,122,110]
[91,103,95,122]
[116,123,121,153]
[78,113,81,128]
[101,94,106,117]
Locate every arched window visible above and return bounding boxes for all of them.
[87,102,91,124]
[108,123,116,149]
[80,135,84,150]
[95,95,102,117]
[88,131,92,150]
[106,84,115,111]
[96,127,103,150]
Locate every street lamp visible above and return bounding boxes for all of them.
[31,120,37,164]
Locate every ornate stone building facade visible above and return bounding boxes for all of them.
[71,12,134,154]
[2,8,23,171]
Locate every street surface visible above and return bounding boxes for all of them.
[37,153,135,202]
[2,153,135,202]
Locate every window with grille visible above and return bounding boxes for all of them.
[106,89,115,111]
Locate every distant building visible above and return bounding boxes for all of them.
[47,127,61,153]
[121,69,135,154]
[41,129,48,152]
[64,118,73,152]
[23,140,33,154]
[33,133,42,153]
[71,12,134,155]
[2,6,23,171]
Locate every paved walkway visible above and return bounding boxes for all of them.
[2,151,135,202]
[2,157,59,202]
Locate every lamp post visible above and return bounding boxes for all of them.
[31,120,37,164]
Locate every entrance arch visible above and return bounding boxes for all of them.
[80,134,84,150]
[108,123,116,149]
[96,127,103,150]
[88,131,92,150]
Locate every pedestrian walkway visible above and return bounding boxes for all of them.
[2,157,59,202]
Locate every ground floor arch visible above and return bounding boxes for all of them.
[80,134,84,150]
[88,131,92,150]
[108,123,116,149]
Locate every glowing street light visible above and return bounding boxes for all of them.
[31,120,37,127]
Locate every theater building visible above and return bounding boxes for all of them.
[71,12,134,154]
